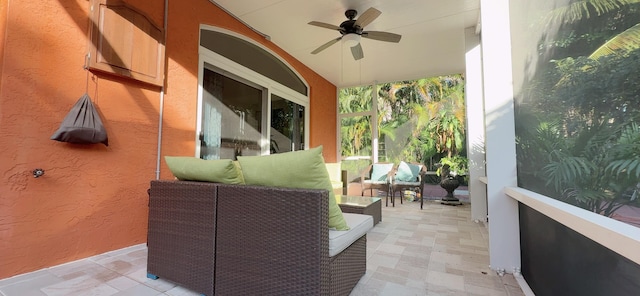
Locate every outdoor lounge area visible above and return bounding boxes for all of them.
[2,0,640,295]
[0,194,525,296]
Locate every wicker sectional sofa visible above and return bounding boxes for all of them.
[147,180,371,295]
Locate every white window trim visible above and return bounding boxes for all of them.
[196,26,310,157]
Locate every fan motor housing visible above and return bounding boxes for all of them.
[339,9,362,35]
[339,20,362,35]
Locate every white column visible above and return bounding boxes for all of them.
[480,0,521,273]
[464,27,488,223]
[371,82,379,163]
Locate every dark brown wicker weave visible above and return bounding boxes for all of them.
[146,180,367,296]
[147,180,217,296]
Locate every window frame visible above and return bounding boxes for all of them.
[196,27,309,158]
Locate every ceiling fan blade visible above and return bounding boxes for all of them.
[351,43,364,60]
[362,31,402,43]
[354,7,381,28]
[308,21,341,31]
[311,37,342,54]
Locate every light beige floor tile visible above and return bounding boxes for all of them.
[41,274,118,296]
[463,271,502,288]
[46,261,98,278]
[379,282,426,296]
[368,253,401,270]
[142,277,176,292]
[370,269,408,286]
[426,283,469,296]
[426,270,466,291]
[427,261,447,274]
[500,273,519,287]
[465,283,509,296]
[377,243,406,255]
[0,270,51,287]
[0,197,526,296]
[430,251,462,265]
[164,285,203,296]
[505,283,527,296]
[105,276,139,291]
[112,283,162,296]
[0,272,62,296]
[350,277,385,295]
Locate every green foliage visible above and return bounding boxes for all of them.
[605,123,640,178]
[436,156,469,176]
[538,122,640,216]
[515,1,640,217]
[339,74,466,166]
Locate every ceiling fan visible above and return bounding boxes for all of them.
[308,7,402,60]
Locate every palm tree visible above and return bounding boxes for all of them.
[541,0,640,59]
[339,86,373,114]
[339,75,466,165]
[414,76,466,158]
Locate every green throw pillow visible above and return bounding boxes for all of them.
[370,163,394,181]
[395,161,421,182]
[232,160,246,185]
[165,156,245,185]
[237,146,349,230]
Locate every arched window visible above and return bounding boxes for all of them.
[196,27,309,159]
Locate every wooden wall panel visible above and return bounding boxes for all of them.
[89,0,164,86]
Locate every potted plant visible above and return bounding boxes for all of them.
[436,156,468,180]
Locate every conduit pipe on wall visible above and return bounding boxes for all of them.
[155,0,168,180]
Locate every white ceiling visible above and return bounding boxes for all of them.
[211,0,480,88]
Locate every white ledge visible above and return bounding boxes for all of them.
[478,176,488,184]
[505,187,640,265]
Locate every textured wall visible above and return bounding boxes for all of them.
[0,0,336,279]
[0,0,164,279]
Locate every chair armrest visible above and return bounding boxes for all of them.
[214,184,330,295]
[147,180,218,296]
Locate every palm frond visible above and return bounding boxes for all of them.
[542,0,640,26]
[544,154,594,191]
[589,23,640,59]
[606,157,640,177]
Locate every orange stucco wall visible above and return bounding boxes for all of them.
[0,0,7,92]
[0,0,336,279]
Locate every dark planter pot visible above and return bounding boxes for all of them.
[439,177,460,202]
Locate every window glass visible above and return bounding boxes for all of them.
[200,67,263,160]
[270,94,305,153]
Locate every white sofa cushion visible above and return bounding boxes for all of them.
[328,213,374,257]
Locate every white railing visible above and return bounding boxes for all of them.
[505,187,640,265]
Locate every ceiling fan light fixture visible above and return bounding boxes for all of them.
[342,33,361,47]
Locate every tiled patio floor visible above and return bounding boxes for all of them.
[0,195,525,296]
